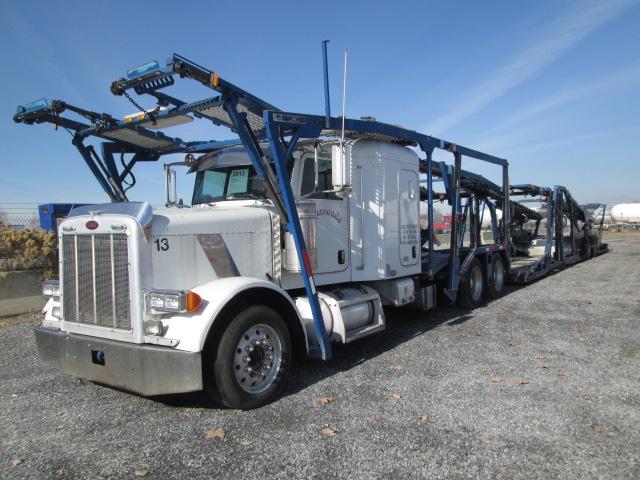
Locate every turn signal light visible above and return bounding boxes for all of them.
[186,291,202,312]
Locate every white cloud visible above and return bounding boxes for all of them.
[423,0,639,135]
[484,67,640,136]
[506,124,640,157]
[470,66,640,153]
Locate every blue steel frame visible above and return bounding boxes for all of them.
[420,156,508,295]
[14,53,511,360]
[322,40,331,129]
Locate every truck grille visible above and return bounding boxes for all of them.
[62,234,131,330]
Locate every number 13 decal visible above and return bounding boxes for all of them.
[154,238,169,251]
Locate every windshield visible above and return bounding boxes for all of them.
[192,166,267,204]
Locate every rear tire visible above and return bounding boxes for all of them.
[581,237,593,260]
[204,305,291,410]
[485,253,506,299]
[457,258,484,308]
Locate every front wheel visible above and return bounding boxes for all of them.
[205,305,291,410]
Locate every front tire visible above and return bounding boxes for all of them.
[457,258,484,308]
[206,305,291,410]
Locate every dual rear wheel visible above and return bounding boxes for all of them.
[582,237,594,260]
[457,254,505,308]
[485,254,506,299]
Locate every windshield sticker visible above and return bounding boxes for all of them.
[227,168,249,194]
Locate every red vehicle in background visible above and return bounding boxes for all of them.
[434,214,452,234]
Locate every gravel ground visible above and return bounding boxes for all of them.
[1,233,639,479]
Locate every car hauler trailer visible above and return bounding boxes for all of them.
[13,53,599,409]
[420,161,510,307]
[508,184,608,283]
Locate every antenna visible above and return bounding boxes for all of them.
[340,48,348,147]
[338,48,349,189]
[321,40,331,129]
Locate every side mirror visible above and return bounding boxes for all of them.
[163,161,192,208]
[331,144,350,189]
[164,165,177,206]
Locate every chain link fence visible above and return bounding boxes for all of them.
[0,213,40,230]
[0,204,40,230]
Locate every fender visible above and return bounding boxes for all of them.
[159,277,308,353]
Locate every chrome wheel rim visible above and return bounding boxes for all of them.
[493,259,504,292]
[469,266,483,301]
[234,324,282,394]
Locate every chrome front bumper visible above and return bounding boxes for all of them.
[34,326,202,396]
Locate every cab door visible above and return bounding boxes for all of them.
[296,155,349,274]
[399,169,419,266]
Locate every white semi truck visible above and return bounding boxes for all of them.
[17,53,606,409]
[38,140,430,409]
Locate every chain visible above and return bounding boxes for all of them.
[122,90,159,125]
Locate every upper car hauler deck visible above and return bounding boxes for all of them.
[13,53,607,408]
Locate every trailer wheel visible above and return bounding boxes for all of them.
[485,254,505,299]
[581,237,593,260]
[206,305,291,410]
[457,258,484,308]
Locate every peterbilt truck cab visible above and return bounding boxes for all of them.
[37,139,421,409]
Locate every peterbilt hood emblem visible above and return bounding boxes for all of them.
[197,234,240,278]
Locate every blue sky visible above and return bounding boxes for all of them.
[1,0,639,208]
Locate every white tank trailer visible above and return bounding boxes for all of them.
[610,203,640,224]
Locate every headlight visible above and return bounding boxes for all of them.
[164,294,181,310]
[145,290,202,313]
[149,293,165,309]
[42,280,61,299]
